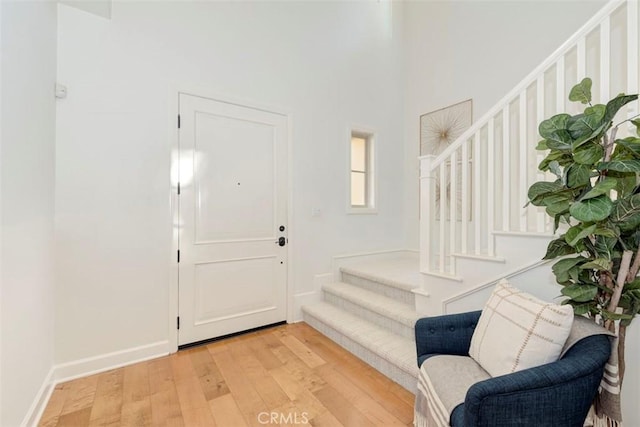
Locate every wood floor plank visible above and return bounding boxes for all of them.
[311,408,346,427]
[87,369,124,426]
[289,323,414,424]
[39,323,414,427]
[188,346,230,401]
[313,385,372,427]
[56,407,92,427]
[245,333,284,371]
[170,351,217,426]
[315,363,406,426]
[59,375,99,416]
[209,348,270,427]
[38,384,67,427]
[275,330,326,369]
[148,357,183,427]
[209,393,249,427]
[120,363,152,426]
[227,339,290,410]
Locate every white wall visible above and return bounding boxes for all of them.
[55,2,406,365]
[0,1,57,425]
[403,0,607,248]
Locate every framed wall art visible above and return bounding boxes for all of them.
[420,99,473,221]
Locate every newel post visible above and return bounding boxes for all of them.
[419,155,436,275]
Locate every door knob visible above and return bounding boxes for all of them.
[278,237,286,247]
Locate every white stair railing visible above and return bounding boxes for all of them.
[420,0,639,277]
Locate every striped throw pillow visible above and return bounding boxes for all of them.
[469,279,574,377]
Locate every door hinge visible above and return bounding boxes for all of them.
[177,316,180,330]
[177,250,180,263]
[177,182,181,195]
[177,114,181,129]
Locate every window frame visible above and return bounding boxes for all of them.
[347,128,377,214]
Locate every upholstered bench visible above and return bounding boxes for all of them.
[414,281,613,427]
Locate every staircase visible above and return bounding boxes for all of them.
[302,255,420,392]
[304,0,640,395]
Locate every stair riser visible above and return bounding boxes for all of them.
[323,292,415,339]
[303,312,418,393]
[341,272,415,305]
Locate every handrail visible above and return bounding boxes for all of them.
[422,0,626,170]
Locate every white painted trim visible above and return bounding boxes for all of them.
[346,124,378,214]
[167,84,294,344]
[20,367,55,427]
[421,270,463,282]
[286,111,295,324]
[168,86,179,354]
[411,288,430,297]
[53,340,170,384]
[451,253,506,263]
[293,290,320,321]
[492,230,556,238]
[442,259,553,313]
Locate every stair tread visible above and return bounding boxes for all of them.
[340,256,421,292]
[302,302,417,376]
[323,281,418,326]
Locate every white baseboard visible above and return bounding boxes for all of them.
[53,340,171,384]
[21,367,55,427]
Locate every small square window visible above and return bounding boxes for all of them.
[349,130,376,213]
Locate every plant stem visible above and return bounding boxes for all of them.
[605,250,633,329]
[603,127,618,163]
[627,246,640,282]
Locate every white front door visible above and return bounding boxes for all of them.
[178,93,288,346]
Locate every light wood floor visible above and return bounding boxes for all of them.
[39,323,415,427]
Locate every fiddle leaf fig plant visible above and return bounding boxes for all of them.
[528,77,640,383]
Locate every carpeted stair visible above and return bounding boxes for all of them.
[302,256,421,392]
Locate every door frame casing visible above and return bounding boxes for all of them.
[168,85,294,353]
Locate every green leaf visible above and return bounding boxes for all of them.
[604,94,638,124]
[573,142,604,165]
[566,163,592,188]
[543,237,577,260]
[595,236,617,260]
[561,284,598,302]
[539,114,571,139]
[531,192,571,208]
[597,160,640,173]
[632,119,640,137]
[581,177,617,200]
[571,302,595,315]
[546,131,574,150]
[616,174,638,198]
[593,227,617,237]
[615,137,640,159]
[546,199,571,216]
[568,105,606,143]
[580,258,611,271]
[624,278,640,291]
[610,194,640,231]
[569,195,614,222]
[565,223,597,246]
[536,139,549,150]
[549,161,563,179]
[569,78,592,104]
[528,181,563,199]
[602,310,634,321]
[552,256,586,283]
